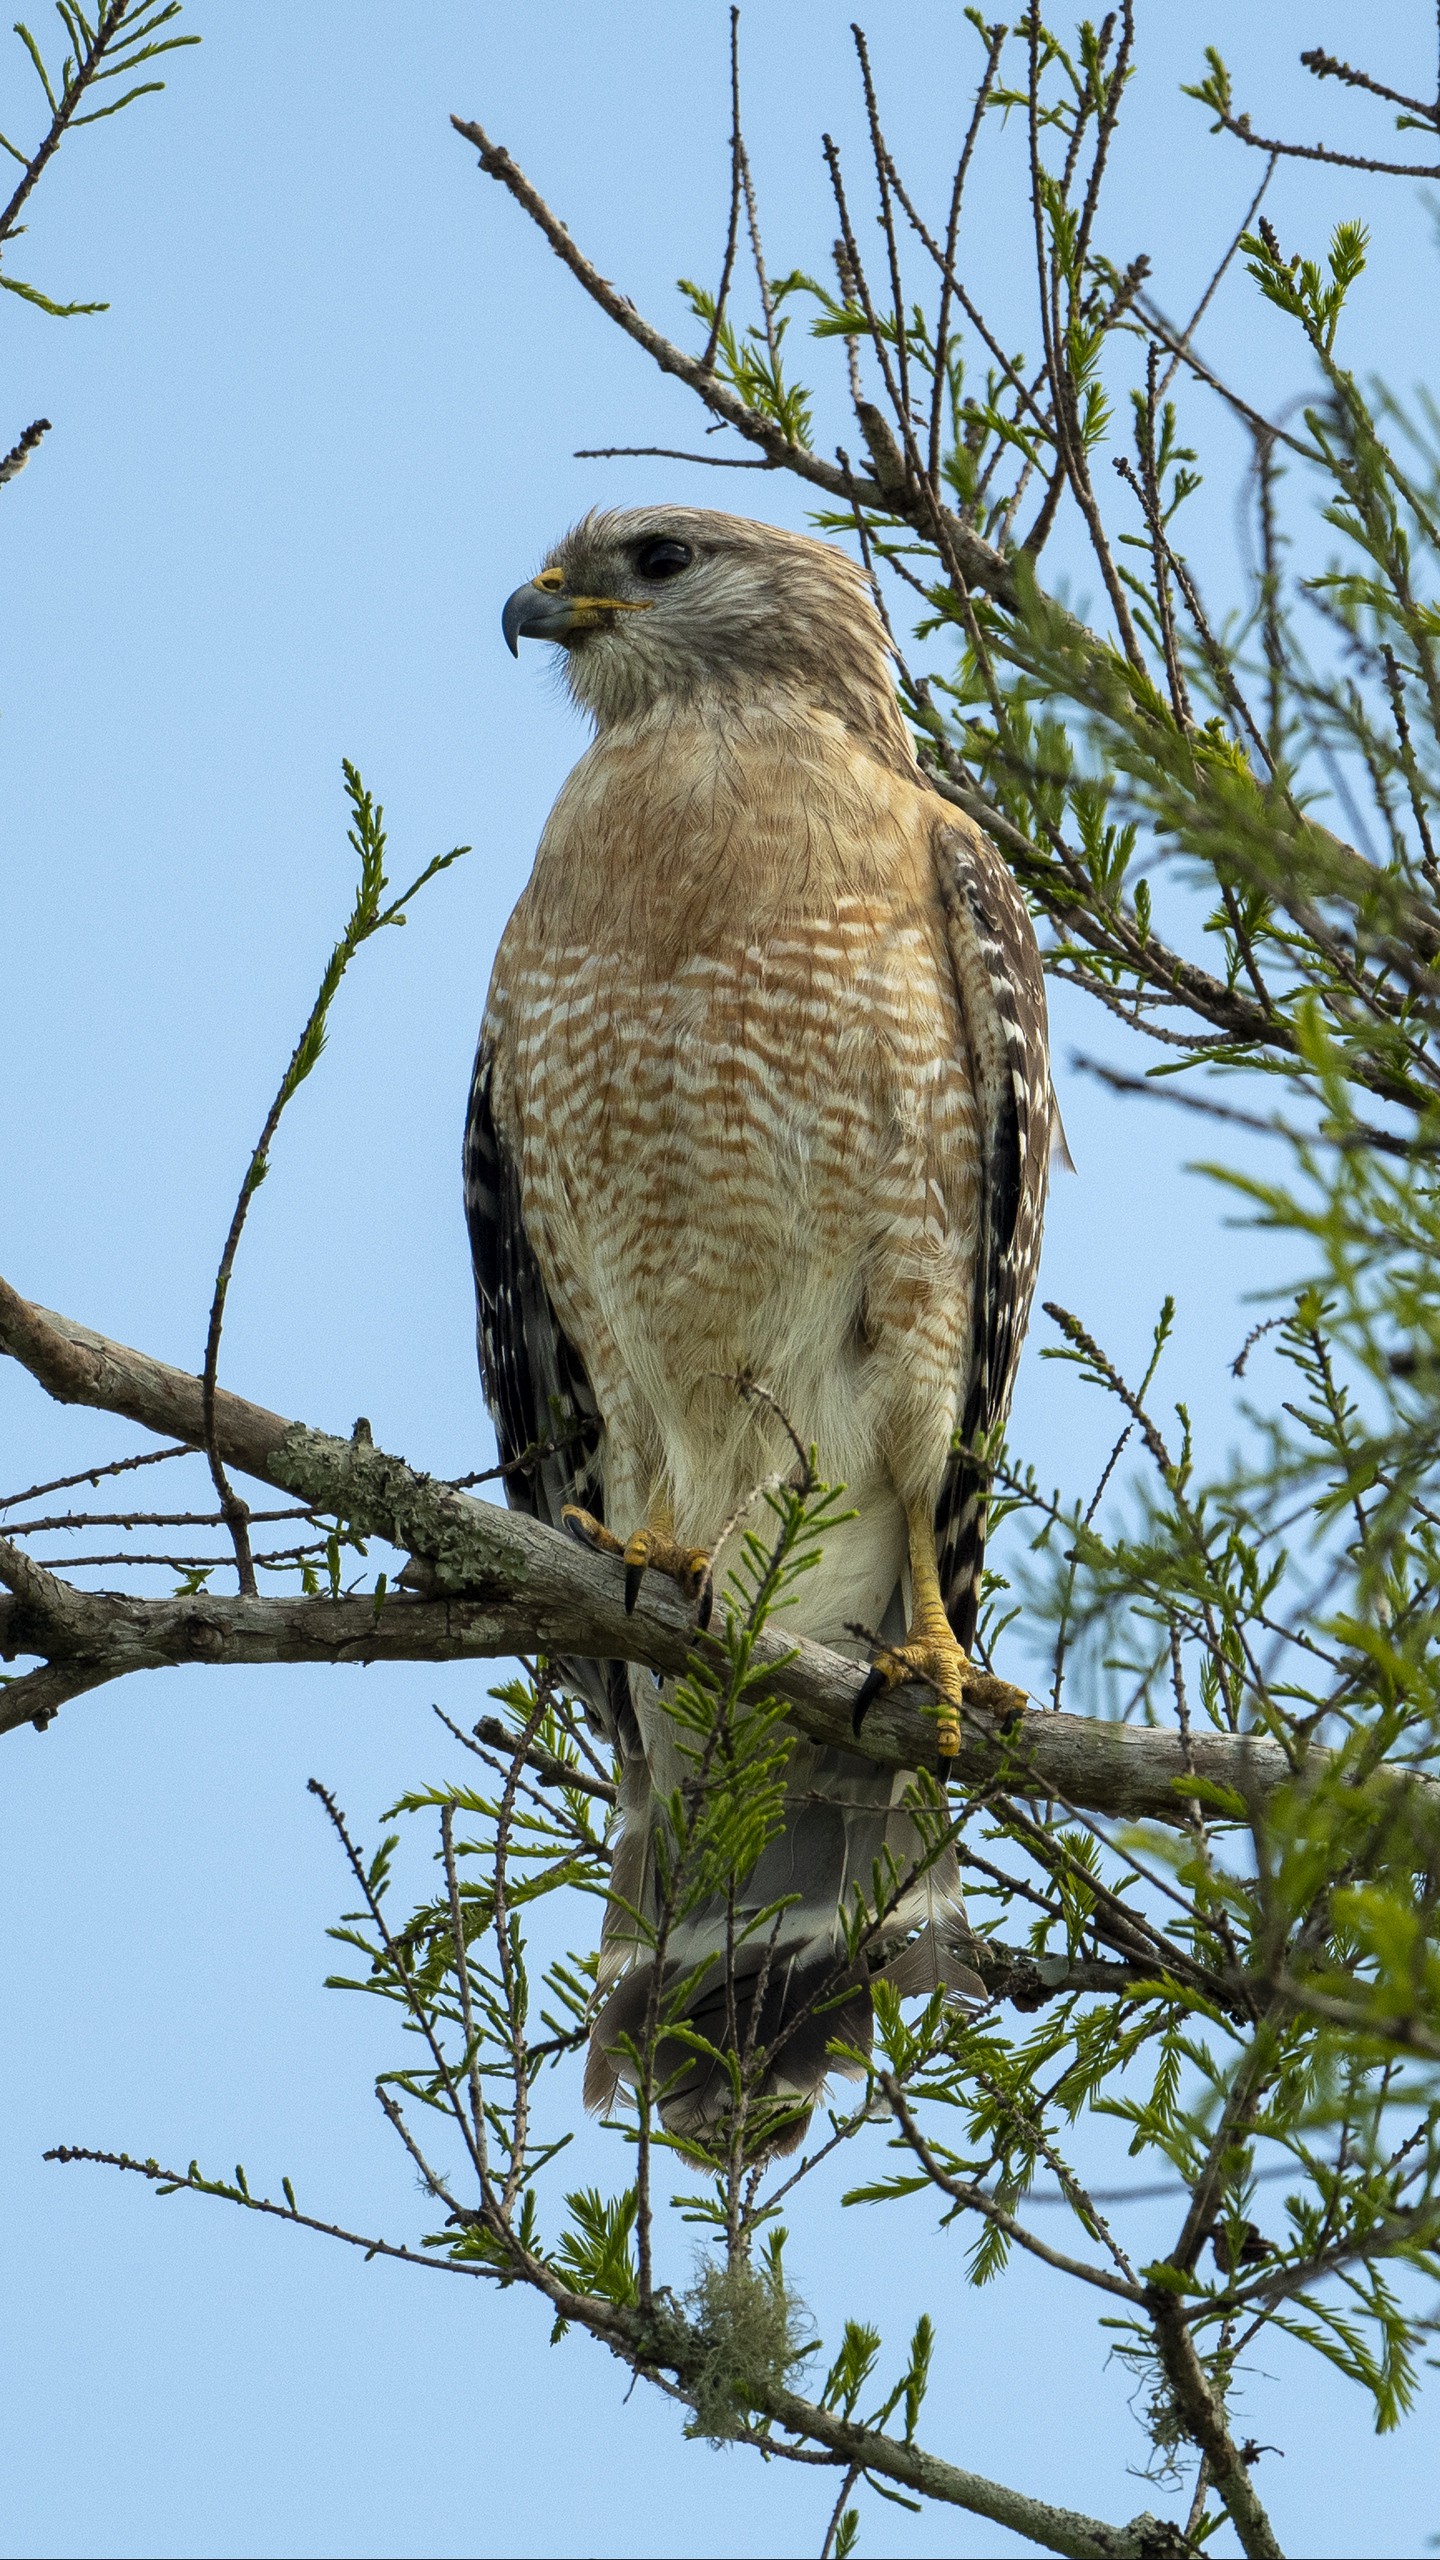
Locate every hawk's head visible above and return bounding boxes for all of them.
[502,505,915,772]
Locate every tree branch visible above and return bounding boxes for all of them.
[45,2142,1184,2560]
[4,1276,1434,1846]
[878,2076,1145,2301]
[754,2376,1189,2560]
[1147,2293,1283,2560]
[448,113,1024,611]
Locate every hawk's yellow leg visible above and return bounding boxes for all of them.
[562,1492,712,1626]
[853,1497,1026,1773]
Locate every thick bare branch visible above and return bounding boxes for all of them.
[754,2376,1188,2560]
[0,1580,576,1738]
[4,1277,1435,1842]
[0,1275,292,1478]
[1147,2294,1284,2560]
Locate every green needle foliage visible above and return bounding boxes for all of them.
[0,4,198,317]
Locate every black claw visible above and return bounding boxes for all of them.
[696,1576,714,1632]
[624,1561,644,1614]
[852,1665,887,1735]
[936,1755,955,1786]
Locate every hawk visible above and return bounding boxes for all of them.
[466,506,1052,2141]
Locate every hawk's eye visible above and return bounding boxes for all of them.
[632,536,693,582]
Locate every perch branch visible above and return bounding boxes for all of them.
[3,1276,1434,1836]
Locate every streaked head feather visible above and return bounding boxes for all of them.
[539,503,917,774]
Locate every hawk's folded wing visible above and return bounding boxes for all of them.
[931,819,1052,1649]
[463,1041,626,1737]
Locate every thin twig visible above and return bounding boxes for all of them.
[0,1442,190,1513]
[574,443,776,469]
[699,6,745,375]
[0,416,50,484]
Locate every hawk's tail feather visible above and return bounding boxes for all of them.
[584,1729,978,2152]
[583,1944,873,2156]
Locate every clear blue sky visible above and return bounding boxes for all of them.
[2,5,1437,2554]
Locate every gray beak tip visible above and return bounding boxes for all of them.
[501,586,529,658]
[502,578,580,656]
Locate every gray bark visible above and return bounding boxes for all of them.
[3,1276,1431,1840]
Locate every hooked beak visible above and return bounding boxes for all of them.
[502,580,581,655]
[501,571,652,657]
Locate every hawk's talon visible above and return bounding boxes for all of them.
[563,1517,713,1620]
[852,1664,888,1736]
[561,1504,624,1557]
[853,1628,1025,1771]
